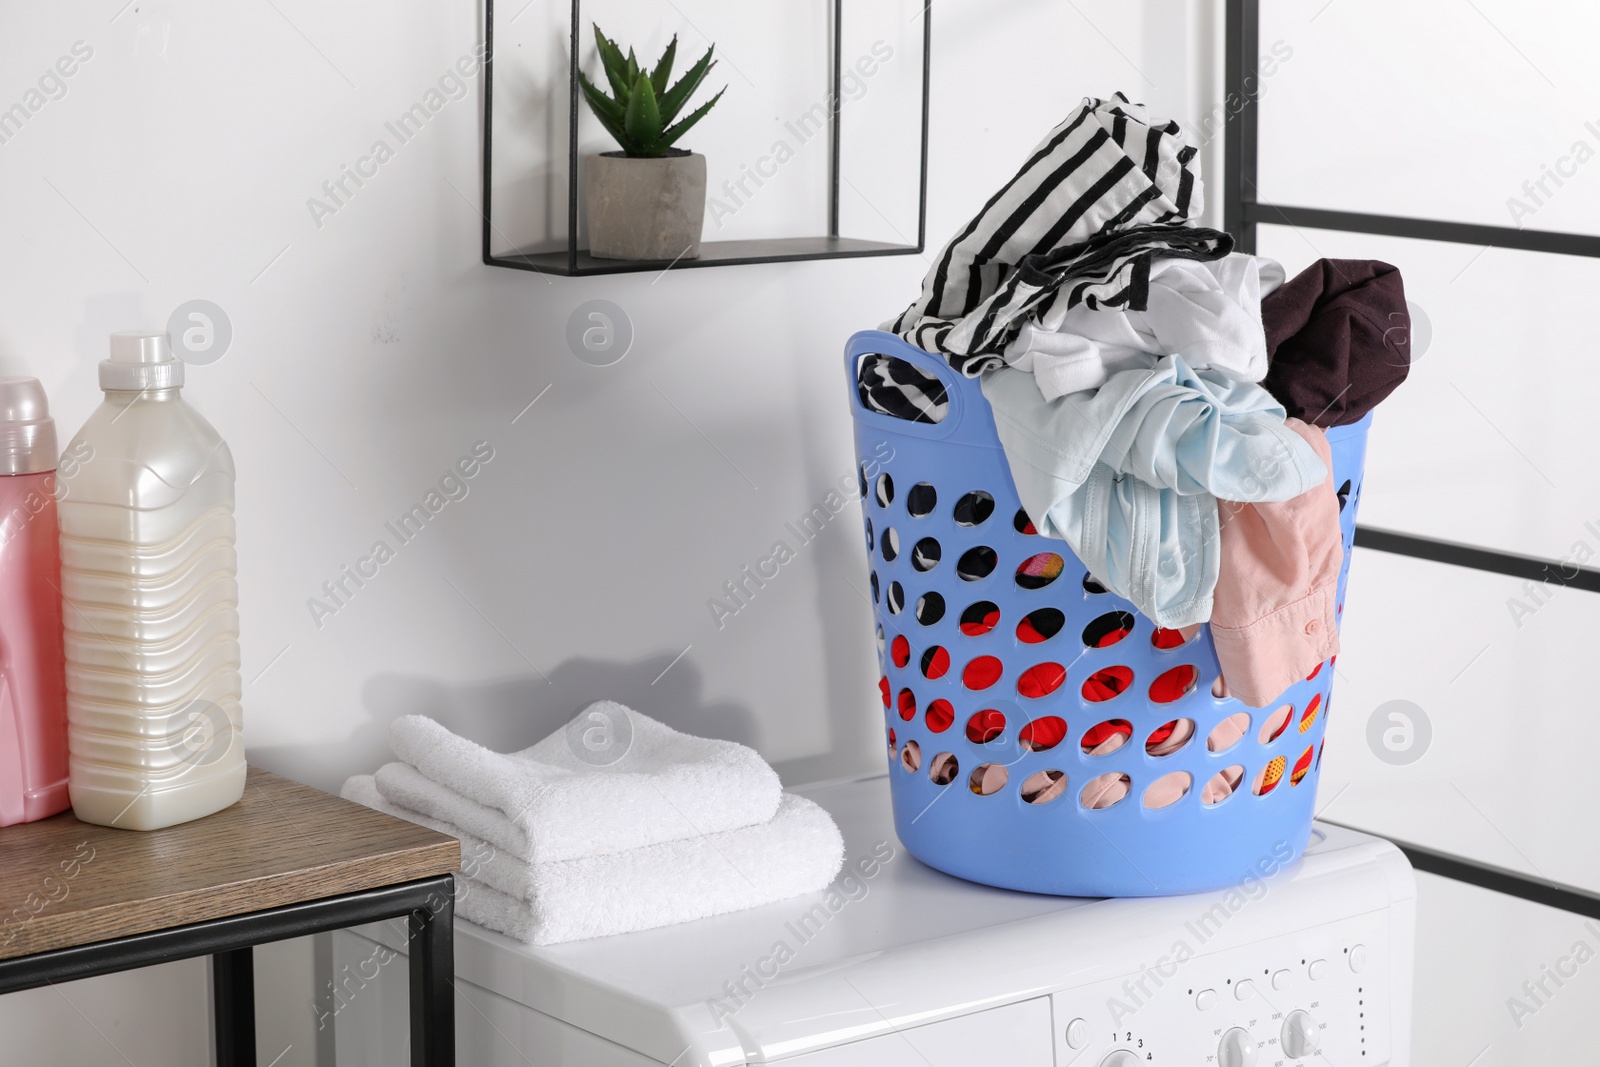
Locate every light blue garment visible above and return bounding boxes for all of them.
[981,355,1327,627]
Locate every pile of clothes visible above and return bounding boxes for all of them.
[343,702,844,945]
[865,93,1411,709]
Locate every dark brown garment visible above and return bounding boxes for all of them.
[1260,259,1411,427]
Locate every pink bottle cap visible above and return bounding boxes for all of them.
[0,376,57,475]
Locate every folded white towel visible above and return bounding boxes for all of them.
[450,875,552,944]
[343,774,542,899]
[373,762,538,862]
[341,775,844,946]
[384,702,782,863]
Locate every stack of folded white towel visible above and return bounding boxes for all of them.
[341,701,844,946]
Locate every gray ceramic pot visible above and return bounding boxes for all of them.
[584,151,707,261]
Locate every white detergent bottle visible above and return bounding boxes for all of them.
[59,330,245,829]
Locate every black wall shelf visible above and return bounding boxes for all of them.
[481,0,932,277]
[489,236,917,278]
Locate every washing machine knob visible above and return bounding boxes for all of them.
[1218,1027,1258,1067]
[1097,1052,1142,1067]
[1281,1010,1320,1058]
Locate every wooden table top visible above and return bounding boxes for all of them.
[0,766,460,961]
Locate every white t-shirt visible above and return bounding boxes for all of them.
[1002,252,1286,401]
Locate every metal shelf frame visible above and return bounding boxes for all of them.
[0,875,456,1067]
[480,0,931,276]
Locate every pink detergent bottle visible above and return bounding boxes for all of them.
[0,377,70,826]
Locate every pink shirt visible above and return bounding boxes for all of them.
[1209,418,1342,708]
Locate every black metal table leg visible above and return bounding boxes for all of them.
[408,877,455,1066]
[0,876,458,1062]
[212,946,256,1067]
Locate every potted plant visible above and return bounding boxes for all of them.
[578,26,726,261]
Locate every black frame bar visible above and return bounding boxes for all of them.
[479,0,932,276]
[1324,822,1600,921]
[1356,525,1600,594]
[1241,202,1600,260]
[1224,0,1600,919]
[213,947,256,1067]
[829,0,843,239]
[0,874,455,1067]
[1221,0,1258,250]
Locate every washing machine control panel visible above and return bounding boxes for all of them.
[1051,910,1392,1065]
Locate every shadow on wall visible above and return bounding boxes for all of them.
[248,652,761,793]
[784,395,882,787]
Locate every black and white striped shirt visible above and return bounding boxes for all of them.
[886,93,1228,378]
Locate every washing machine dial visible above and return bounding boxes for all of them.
[1097,1052,1141,1067]
[1281,1010,1320,1058]
[1217,1027,1258,1067]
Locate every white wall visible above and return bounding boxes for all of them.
[0,1,1221,1064]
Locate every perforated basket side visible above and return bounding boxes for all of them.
[845,330,1370,897]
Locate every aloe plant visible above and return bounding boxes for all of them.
[578,25,726,158]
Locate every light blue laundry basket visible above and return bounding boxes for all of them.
[846,330,1370,897]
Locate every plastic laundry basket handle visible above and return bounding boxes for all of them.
[844,330,993,448]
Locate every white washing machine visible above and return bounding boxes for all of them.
[331,772,1415,1066]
